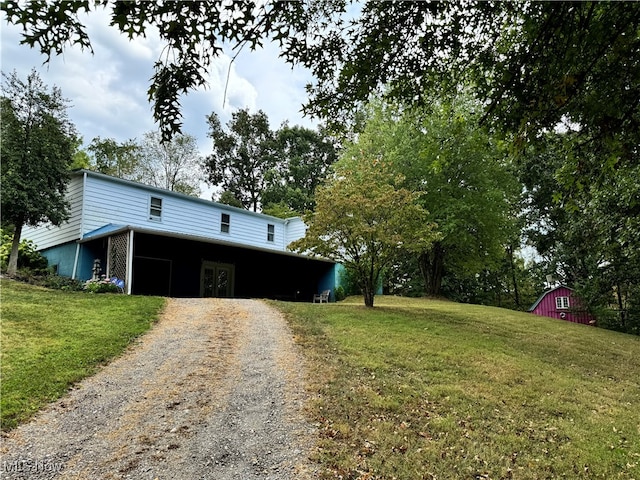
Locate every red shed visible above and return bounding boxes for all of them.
[528,285,595,325]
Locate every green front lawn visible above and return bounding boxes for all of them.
[274,296,640,479]
[0,279,165,431]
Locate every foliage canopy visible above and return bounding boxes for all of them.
[290,152,438,307]
[205,109,337,213]
[353,98,521,297]
[1,69,76,275]
[262,125,338,215]
[5,1,637,145]
[205,109,275,212]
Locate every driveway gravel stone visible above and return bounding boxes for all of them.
[0,298,317,479]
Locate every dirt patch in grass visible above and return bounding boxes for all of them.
[1,298,317,479]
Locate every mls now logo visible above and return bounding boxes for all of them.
[3,459,64,474]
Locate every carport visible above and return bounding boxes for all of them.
[79,226,335,300]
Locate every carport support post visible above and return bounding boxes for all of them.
[126,230,134,295]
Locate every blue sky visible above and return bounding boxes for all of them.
[1,8,317,161]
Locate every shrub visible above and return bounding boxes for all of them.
[0,229,48,273]
[10,271,85,291]
[338,266,361,296]
[334,285,346,301]
[41,275,85,292]
[84,276,121,294]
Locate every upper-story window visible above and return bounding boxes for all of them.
[555,296,570,310]
[149,196,162,221]
[221,213,230,233]
[267,224,275,242]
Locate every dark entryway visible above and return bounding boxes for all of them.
[130,232,334,300]
[132,257,172,296]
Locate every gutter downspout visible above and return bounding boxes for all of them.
[71,244,81,279]
[71,171,88,279]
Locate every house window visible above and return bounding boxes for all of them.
[556,296,570,310]
[221,213,230,233]
[267,224,275,242]
[149,196,162,221]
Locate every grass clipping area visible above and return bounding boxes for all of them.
[0,279,165,431]
[274,296,640,479]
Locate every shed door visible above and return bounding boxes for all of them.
[201,262,234,298]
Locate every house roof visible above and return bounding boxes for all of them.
[79,223,334,263]
[528,285,574,312]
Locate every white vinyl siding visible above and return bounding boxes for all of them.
[284,218,306,248]
[23,171,308,254]
[21,175,84,250]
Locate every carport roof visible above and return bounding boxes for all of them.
[79,223,334,263]
[82,223,128,240]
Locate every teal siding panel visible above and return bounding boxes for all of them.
[41,241,105,281]
[41,243,78,278]
[76,243,102,281]
[333,263,382,297]
[318,264,337,302]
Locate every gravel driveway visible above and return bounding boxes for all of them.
[0,298,317,480]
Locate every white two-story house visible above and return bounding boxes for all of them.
[22,170,336,299]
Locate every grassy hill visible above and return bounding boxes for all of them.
[0,279,165,431]
[274,296,640,479]
[2,280,638,478]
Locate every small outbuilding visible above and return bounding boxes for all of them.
[528,285,595,325]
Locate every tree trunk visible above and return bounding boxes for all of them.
[507,245,521,308]
[616,283,626,330]
[419,242,445,296]
[7,222,23,277]
[363,286,375,307]
[361,262,376,307]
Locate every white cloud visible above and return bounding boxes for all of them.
[1,13,316,133]
[1,9,318,198]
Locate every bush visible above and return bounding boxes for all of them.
[11,270,85,291]
[0,229,48,273]
[334,285,346,301]
[338,266,361,296]
[84,276,122,294]
[41,275,85,292]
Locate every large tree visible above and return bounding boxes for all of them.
[262,124,338,215]
[6,2,637,142]
[357,99,521,296]
[205,109,275,212]
[1,1,308,140]
[87,136,141,179]
[137,130,203,196]
[290,147,438,308]
[1,69,77,276]
[519,133,640,334]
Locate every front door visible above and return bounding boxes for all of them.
[201,262,234,298]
